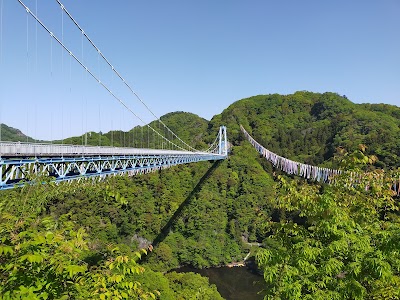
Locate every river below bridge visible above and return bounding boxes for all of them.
[176,266,265,300]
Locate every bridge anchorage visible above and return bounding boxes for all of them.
[0,126,228,190]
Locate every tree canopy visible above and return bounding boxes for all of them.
[1,91,399,299]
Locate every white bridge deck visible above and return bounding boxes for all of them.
[0,126,227,190]
[0,142,216,158]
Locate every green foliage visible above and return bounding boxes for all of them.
[0,214,88,299]
[55,111,209,150]
[1,91,400,298]
[165,272,224,300]
[0,177,227,299]
[41,148,274,271]
[0,123,35,142]
[256,151,400,299]
[130,270,223,300]
[210,91,400,168]
[158,111,209,148]
[55,131,111,147]
[57,92,400,168]
[0,213,159,299]
[90,248,160,300]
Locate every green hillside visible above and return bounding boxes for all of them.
[1,92,399,299]
[53,93,400,169]
[56,111,209,150]
[0,123,34,142]
[209,91,400,168]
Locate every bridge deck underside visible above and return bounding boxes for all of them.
[0,127,228,190]
[0,153,225,190]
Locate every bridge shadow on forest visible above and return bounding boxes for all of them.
[150,160,222,250]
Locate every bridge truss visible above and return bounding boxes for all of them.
[0,2,230,190]
[0,127,228,190]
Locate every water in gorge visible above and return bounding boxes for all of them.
[177,266,265,300]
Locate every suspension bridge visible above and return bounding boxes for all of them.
[1,1,399,195]
[0,126,227,190]
[0,1,228,190]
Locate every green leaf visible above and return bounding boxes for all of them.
[0,245,14,255]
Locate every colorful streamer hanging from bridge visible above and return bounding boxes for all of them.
[241,125,400,196]
[241,124,341,183]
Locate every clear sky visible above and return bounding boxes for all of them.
[0,0,399,141]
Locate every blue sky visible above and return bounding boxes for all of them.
[0,0,399,140]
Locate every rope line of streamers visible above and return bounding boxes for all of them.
[240,125,340,182]
[54,0,197,152]
[241,125,400,195]
[240,125,341,182]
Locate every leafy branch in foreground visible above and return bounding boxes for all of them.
[0,213,157,299]
[257,151,400,300]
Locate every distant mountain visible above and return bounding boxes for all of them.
[208,91,400,168]
[3,92,399,168]
[56,111,210,150]
[0,123,34,143]
[159,111,209,145]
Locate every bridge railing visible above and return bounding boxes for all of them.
[0,142,215,157]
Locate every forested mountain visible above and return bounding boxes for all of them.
[210,91,400,168]
[1,92,399,299]
[53,92,400,170]
[56,111,210,150]
[0,123,34,142]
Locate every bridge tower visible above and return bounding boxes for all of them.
[218,126,228,157]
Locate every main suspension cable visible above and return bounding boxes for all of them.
[16,0,188,152]
[54,0,197,152]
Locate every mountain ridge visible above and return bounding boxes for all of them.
[208,91,400,168]
[0,123,34,143]
[1,92,399,168]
